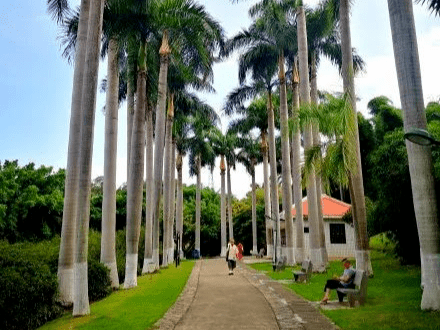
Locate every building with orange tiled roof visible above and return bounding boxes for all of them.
[279,194,356,259]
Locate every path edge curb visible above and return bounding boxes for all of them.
[155,259,202,330]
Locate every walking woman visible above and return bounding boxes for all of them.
[226,238,239,275]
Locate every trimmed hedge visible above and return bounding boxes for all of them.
[0,231,113,329]
[0,241,62,330]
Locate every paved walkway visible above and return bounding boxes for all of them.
[156,258,338,330]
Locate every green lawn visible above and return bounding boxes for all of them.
[250,252,440,330]
[39,260,195,330]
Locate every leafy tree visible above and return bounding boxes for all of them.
[0,161,65,243]
[368,129,419,264]
[182,185,221,256]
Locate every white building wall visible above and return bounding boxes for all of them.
[290,220,355,260]
[283,219,355,261]
[324,221,356,258]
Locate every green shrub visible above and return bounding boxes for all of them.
[0,241,62,330]
[87,258,112,302]
[0,232,117,329]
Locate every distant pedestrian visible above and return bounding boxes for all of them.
[226,238,239,275]
[237,242,244,260]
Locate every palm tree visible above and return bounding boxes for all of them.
[188,110,219,255]
[151,31,170,268]
[149,0,224,268]
[338,0,372,276]
[227,97,273,256]
[290,58,305,263]
[53,0,89,306]
[161,44,219,266]
[220,155,227,256]
[236,135,262,255]
[100,37,120,288]
[226,17,285,261]
[124,41,147,289]
[248,0,297,265]
[226,155,235,241]
[72,0,105,316]
[210,127,238,255]
[173,94,203,259]
[142,98,155,273]
[162,94,175,266]
[297,1,324,271]
[388,0,440,310]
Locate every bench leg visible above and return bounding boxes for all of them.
[337,291,345,303]
[347,293,355,307]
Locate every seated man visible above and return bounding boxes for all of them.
[320,258,356,304]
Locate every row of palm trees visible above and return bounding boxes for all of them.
[50,0,228,315]
[223,0,440,310]
[222,0,370,272]
[49,0,440,315]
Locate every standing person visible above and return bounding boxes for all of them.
[226,238,239,275]
[320,258,356,304]
[237,242,244,261]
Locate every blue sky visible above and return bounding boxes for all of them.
[1,0,439,199]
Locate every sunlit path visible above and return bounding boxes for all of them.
[173,258,278,330]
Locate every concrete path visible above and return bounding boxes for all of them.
[157,258,338,330]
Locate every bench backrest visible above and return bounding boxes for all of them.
[353,270,365,287]
[301,260,312,273]
[353,270,368,298]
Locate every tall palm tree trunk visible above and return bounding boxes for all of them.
[162,96,174,266]
[297,4,324,271]
[267,90,281,261]
[261,133,273,257]
[126,39,136,181]
[58,0,89,306]
[340,0,372,276]
[278,51,294,265]
[291,58,304,264]
[310,52,328,266]
[162,94,174,266]
[169,141,177,263]
[388,0,440,310]
[220,156,227,256]
[124,41,147,289]
[195,155,202,253]
[176,152,184,258]
[73,0,104,316]
[101,38,119,288]
[227,163,234,240]
[152,32,170,268]
[142,102,155,273]
[251,160,258,255]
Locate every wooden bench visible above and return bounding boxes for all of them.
[337,269,368,307]
[293,260,313,283]
[273,256,287,271]
[256,248,265,258]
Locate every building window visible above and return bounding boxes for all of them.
[330,223,346,244]
[304,227,309,233]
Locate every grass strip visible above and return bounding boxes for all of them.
[40,260,195,330]
[249,252,440,330]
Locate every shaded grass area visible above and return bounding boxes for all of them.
[250,252,440,330]
[39,260,195,330]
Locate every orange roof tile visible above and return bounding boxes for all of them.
[292,194,351,218]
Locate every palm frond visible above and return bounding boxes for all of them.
[47,0,71,24]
